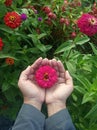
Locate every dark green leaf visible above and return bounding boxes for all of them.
[74,35,90,45]
[82,92,95,104]
[89,42,97,55]
[28,34,47,52]
[0,53,18,60]
[55,40,74,54]
[73,74,92,90]
[85,103,97,118]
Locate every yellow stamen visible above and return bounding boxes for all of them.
[89,18,96,25]
[10,16,16,22]
[44,73,49,80]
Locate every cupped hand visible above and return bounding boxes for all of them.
[18,57,48,110]
[45,59,74,115]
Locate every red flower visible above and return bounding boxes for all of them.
[35,65,58,88]
[42,6,51,14]
[4,12,22,29]
[48,12,57,19]
[60,17,65,24]
[4,0,13,6]
[71,32,76,38]
[64,18,70,25]
[77,13,97,36]
[0,38,4,51]
[5,58,14,65]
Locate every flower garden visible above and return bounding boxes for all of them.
[0,0,97,129]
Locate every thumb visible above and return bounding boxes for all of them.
[20,66,31,80]
[65,71,73,86]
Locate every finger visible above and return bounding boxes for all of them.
[57,60,65,77]
[30,57,43,73]
[50,59,58,70]
[65,71,73,86]
[59,72,65,79]
[20,66,31,80]
[48,59,52,66]
[41,58,49,66]
[28,74,34,80]
[57,60,65,72]
[58,77,65,83]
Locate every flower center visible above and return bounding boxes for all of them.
[10,16,16,22]
[89,18,96,25]
[44,73,49,80]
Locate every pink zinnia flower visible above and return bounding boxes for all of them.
[0,38,4,51]
[77,13,97,36]
[35,65,58,88]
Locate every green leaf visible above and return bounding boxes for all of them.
[72,94,77,101]
[55,40,75,54]
[0,25,28,39]
[37,33,47,39]
[73,74,92,90]
[74,35,90,45]
[36,41,46,52]
[0,0,5,3]
[17,0,22,4]
[88,124,97,130]
[66,61,76,74]
[82,92,95,104]
[89,42,97,55]
[0,4,7,18]
[28,34,47,52]
[0,99,3,105]
[85,103,97,118]
[75,85,86,94]
[0,53,18,60]
[4,87,18,102]
[91,78,97,91]
[0,25,14,34]
[27,48,41,54]
[2,82,11,92]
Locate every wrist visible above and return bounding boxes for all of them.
[24,97,42,111]
[47,101,66,116]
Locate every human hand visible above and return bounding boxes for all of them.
[18,57,46,110]
[45,59,74,116]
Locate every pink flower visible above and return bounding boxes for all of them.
[35,65,58,88]
[77,13,97,36]
[48,12,57,19]
[0,38,4,51]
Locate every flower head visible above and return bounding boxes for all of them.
[21,13,27,21]
[38,17,42,21]
[42,6,51,14]
[48,12,57,19]
[5,58,14,65]
[4,12,22,29]
[0,38,4,51]
[4,0,13,6]
[77,13,97,36]
[35,65,58,88]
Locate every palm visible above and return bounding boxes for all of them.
[46,83,72,104]
[18,57,46,103]
[45,59,73,104]
[20,79,45,102]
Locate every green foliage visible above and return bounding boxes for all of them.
[0,0,97,129]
